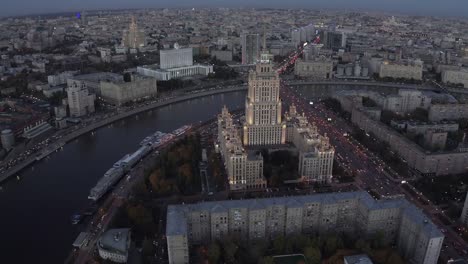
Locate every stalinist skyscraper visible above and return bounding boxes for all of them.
[122,16,145,49]
[243,52,286,146]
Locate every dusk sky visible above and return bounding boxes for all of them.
[1,0,466,18]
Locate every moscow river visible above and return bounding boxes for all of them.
[0,91,246,263]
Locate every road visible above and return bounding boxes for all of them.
[279,83,468,261]
[0,85,248,184]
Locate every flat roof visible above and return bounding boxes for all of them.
[166,191,443,239]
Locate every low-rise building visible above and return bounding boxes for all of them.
[137,64,213,81]
[100,74,157,105]
[166,192,443,264]
[97,228,131,263]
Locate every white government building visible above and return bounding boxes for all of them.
[137,44,213,81]
[166,191,444,264]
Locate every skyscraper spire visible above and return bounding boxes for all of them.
[262,24,267,51]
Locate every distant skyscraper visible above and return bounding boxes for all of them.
[320,31,346,50]
[122,16,145,49]
[243,52,285,146]
[67,79,96,117]
[241,33,260,65]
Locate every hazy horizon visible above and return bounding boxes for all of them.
[1,0,467,19]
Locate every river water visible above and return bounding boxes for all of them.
[0,91,246,264]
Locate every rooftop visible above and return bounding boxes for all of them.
[166,191,442,239]
[98,228,131,254]
[344,254,374,264]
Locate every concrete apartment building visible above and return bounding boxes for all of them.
[243,53,286,146]
[100,74,157,106]
[390,120,459,135]
[294,57,333,79]
[334,89,431,115]
[351,107,468,176]
[217,106,266,190]
[166,192,443,264]
[66,79,96,117]
[285,105,335,183]
[442,69,468,88]
[379,60,423,80]
[428,103,468,122]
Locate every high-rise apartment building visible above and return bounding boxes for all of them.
[122,16,145,49]
[67,79,96,117]
[241,33,260,65]
[166,191,443,264]
[243,53,286,146]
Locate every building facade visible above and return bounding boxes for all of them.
[160,47,193,70]
[351,106,468,176]
[294,58,333,79]
[379,61,423,80]
[442,69,468,88]
[241,33,260,65]
[243,54,286,146]
[166,192,443,264]
[218,106,267,190]
[428,104,468,122]
[100,74,157,105]
[137,45,213,81]
[66,79,96,117]
[285,105,335,183]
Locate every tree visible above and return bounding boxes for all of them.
[303,246,321,264]
[249,241,268,261]
[259,256,275,264]
[324,235,339,256]
[208,242,221,264]
[385,252,405,264]
[371,230,386,249]
[142,237,155,257]
[273,235,285,253]
[223,240,238,263]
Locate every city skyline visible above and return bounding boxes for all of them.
[1,0,468,18]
